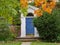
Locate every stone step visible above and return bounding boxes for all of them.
[16,37,40,42]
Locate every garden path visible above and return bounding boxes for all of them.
[21,42,31,45]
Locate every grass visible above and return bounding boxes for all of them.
[0,41,21,45]
[31,41,60,45]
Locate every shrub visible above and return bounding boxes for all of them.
[12,12,21,37]
[53,8,60,42]
[0,17,15,41]
[56,2,60,8]
[13,12,21,25]
[33,10,60,42]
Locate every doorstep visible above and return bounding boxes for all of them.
[16,37,40,42]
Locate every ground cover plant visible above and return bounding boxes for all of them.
[31,41,60,45]
[0,41,21,45]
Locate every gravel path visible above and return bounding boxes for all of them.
[21,42,31,45]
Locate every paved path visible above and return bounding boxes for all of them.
[21,42,31,45]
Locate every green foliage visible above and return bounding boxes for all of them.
[31,42,59,45]
[0,41,21,45]
[14,26,21,37]
[0,17,15,41]
[13,13,21,25]
[33,9,60,42]
[0,0,20,41]
[20,7,28,17]
[56,1,60,8]
[0,0,21,41]
[13,18,21,37]
[53,8,60,42]
[12,12,21,37]
[0,0,20,24]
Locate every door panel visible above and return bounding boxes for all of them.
[26,18,34,35]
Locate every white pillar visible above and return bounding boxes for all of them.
[21,13,26,37]
[34,27,39,37]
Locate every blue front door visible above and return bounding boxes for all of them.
[26,17,34,35]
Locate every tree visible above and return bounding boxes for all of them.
[20,0,56,17]
[0,0,20,24]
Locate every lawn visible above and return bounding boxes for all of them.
[0,41,21,45]
[31,41,60,45]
